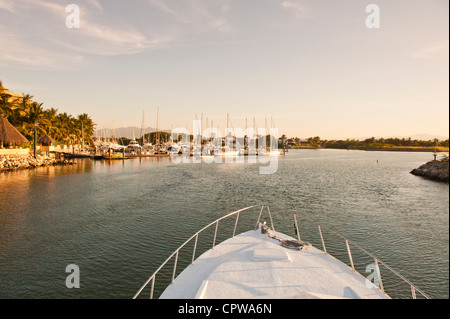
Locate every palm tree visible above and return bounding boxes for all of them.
[55,112,72,144]
[24,102,49,137]
[77,113,95,144]
[43,107,60,141]
[1,84,97,149]
[0,92,13,119]
[12,93,34,134]
[68,117,81,146]
[23,101,50,157]
[0,88,23,123]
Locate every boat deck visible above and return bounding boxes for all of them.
[160,229,389,299]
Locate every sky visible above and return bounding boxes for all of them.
[0,0,448,139]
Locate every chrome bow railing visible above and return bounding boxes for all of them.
[133,204,430,299]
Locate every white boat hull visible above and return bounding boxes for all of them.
[160,229,389,299]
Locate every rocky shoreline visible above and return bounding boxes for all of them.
[0,154,74,173]
[410,159,449,183]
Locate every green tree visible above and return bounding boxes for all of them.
[77,113,95,144]
[0,84,97,146]
[307,136,321,147]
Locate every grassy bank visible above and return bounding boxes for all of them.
[322,137,448,152]
[325,145,449,152]
[291,146,321,150]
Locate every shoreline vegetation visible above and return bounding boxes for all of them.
[0,82,95,149]
[293,145,449,152]
[285,136,449,152]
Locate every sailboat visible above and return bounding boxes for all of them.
[246,117,258,156]
[141,110,155,155]
[125,127,142,155]
[152,107,169,155]
[64,122,91,158]
[125,138,142,154]
[220,113,239,157]
[265,117,282,156]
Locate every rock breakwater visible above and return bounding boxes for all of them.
[410,159,449,183]
[0,154,73,173]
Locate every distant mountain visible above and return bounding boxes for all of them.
[95,126,171,138]
[98,129,449,140]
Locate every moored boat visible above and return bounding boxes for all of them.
[125,138,142,154]
[91,154,103,160]
[62,151,91,158]
[101,153,128,160]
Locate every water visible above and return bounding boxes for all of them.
[0,150,448,299]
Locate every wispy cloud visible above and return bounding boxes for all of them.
[281,1,308,19]
[212,18,231,32]
[0,26,84,70]
[0,0,236,70]
[147,0,232,32]
[59,22,173,56]
[0,0,174,69]
[0,0,15,13]
[147,0,189,23]
[410,41,449,60]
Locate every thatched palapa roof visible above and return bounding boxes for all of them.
[37,134,55,146]
[0,116,28,144]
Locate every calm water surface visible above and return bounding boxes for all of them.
[0,150,448,298]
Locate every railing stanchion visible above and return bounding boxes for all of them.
[346,240,355,270]
[212,220,219,248]
[150,276,155,299]
[294,215,301,241]
[192,234,198,264]
[267,206,275,231]
[411,286,417,299]
[255,205,264,230]
[318,225,326,253]
[172,251,179,283]
[374,258,384,293]
[233,212,240,237]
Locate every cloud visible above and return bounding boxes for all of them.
[410,41,449,60]
[147,0,232,32]
[281,1,308,19]
[0,0,15,13]
[0,0,236,70]
[0,0,174,69]
[212,18,231,32]
[58,20,173,56]
[0,26,84,70]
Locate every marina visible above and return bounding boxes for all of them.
[49,132,287,162]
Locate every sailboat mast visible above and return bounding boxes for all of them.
[211,120,213,142]
[227,113,229,137]
[141,110,145,146]
[156,107,159,145]
[81,122,84,150]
